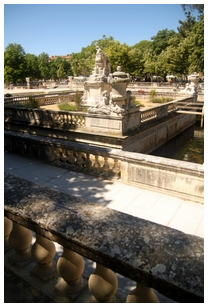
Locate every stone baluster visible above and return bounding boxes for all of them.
[53,147,61,162]
[112,158,120,178]
[61,149,68,162]
[56,247,86,294]
[68,150,76,164]
[4,217,12,252]
[88,263,118,303]
[75,152,85,168]
[8,222,32,267]
[30,234,56,280]
[72,115,77,125]
[102,156,110,177]
[126,283,159,303]
[85,153,92,169]
[92,155,101,175]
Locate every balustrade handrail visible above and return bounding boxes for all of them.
[4,100,182,129]
[4,173,204,303]
[4,130,204,203]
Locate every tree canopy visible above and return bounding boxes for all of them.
[4,6,204,83]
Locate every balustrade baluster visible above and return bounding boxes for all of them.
[61,149,68,162]
[85,153,92,169]
[88,263,118,303]
[56,247,86,294]
[102,156,110,177]
[8,222,32,267]
[126,282,159,303]
[4,217,12,252]
[94,155,100,169]
[54,147,61,161]
[112,158,120,178]
[72,115,77,125]
[75,152,85,168]
[92,155,101,175]
[68,150,76,164]
[30,234,56,280]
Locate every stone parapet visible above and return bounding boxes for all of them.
[4,131,204,203]
[4,173,204,303]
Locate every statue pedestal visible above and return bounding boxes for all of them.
[82,81,111,106]
[85,109,141,136]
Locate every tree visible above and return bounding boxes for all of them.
[25,53,41,80]
[4,43,27,83]
[177,11,196,38]
[38,52,50,80]
[151,29,176,56]
[181,4,204,15]
[187,14,204,74]
[104,41,131,73]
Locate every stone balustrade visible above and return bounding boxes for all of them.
[4,92,76,107]
[4,107,87,129]
[140,102,177,122]
[4,173,204,303]
[4,131,204,202]
[4,101,180,131]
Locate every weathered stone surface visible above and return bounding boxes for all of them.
[4,173,204,302]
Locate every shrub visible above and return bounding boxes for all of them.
[152,97,173,104]
[74,90,83,111]
[148,89,157,101]
[58,103,77,111]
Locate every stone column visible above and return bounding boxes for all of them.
[4,217,12,252]
[26,77,31,89]
[88,263,118,303]
[31,234,57,280]
[8,222,32,267]
[56,247,86,294]
[126,282,159,303]
[188,72,199,103]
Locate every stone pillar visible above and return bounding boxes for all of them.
[126,282,159,303]
[31,234,57,280]
[88,263,118,303]
[26,77,31,89]
[4,217,12,252]
[56,247,86,294]
[8,222,32,267]
[188,72,199,103]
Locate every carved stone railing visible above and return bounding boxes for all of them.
[140,101,176,122]
[4,92,76,107]
[4,131,204,203]
[4,107,87,129]
[4,173,204,303]
[4,101,180,131]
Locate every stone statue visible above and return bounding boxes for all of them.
[110,100,125,115]
[93,46,110,76]
[88,90,111,115]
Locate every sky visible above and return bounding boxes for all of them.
[3,2,201,57]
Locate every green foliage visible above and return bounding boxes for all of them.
[4,43,27,83]
[58,103,77,111]
[26,96,39,108]
[58,101,88,112]
[4,14,204,83]
[152,97,173,104]
[74,90,83,111]
[148,90,157,101]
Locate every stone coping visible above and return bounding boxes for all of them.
[4,173,204,303]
